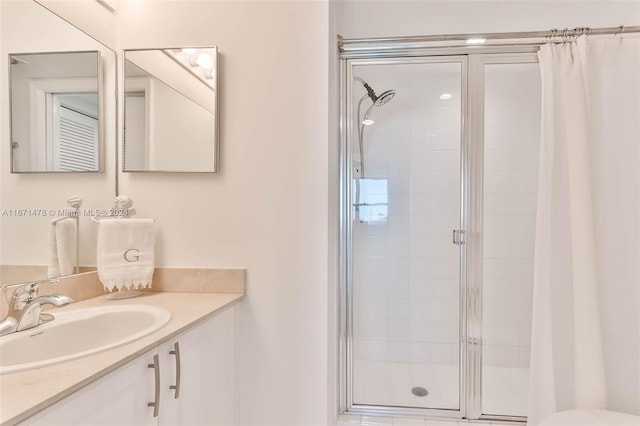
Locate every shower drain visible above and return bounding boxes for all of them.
[411,386,429,397]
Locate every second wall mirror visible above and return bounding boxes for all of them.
[123,48,218,173]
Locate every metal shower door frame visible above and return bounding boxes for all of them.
[338,45,539,423]
[340,54,469,422]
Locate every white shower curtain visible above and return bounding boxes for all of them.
[528,35,640,425]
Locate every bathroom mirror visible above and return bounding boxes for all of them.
[0,0,117,286]
[9,51,103,172]
[123,48,218,172]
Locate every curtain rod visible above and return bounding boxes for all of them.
[339,25,640,51]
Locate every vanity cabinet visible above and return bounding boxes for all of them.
[21,306,236,426]
[159,306,235,425]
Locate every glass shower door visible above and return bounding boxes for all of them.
[349,58,464,412]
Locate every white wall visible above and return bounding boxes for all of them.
[117,3,331,425]
[37,1,332,425]
[337,1,640,39]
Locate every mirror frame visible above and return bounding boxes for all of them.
[8,50,105,173]
[122,47,219,173]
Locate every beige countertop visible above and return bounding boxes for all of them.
[0,292,244,425]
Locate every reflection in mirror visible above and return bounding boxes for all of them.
[123,48,218,172]
[10,51,102,172]
[0,0,116,288]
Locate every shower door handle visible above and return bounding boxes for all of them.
[453,229,465,245]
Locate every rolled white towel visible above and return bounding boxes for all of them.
[48,219,75,278]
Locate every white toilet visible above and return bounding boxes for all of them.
[540,410,640,426]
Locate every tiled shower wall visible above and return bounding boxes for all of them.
[482,63,540,370]
[353,64,462,366]
[352,61,540,371]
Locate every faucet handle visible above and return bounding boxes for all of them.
[2,278,60,312]
[11,281,40,310]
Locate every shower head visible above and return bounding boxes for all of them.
[374,89,396,106]
[354,77,397,181]
[356,77,396,107]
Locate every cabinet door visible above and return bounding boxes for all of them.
[160,306,236,426]
[22,349,158,426]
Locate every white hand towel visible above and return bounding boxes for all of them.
[97,218,155,292]
[48,219,75,278]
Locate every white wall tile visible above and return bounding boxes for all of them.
[432,106,460,129]
[391,257,411,279]
[363,236,387,257]
[518,171,538,193]
[430,343,453,364]
[429,129,460,150]
[409,214,430,236]
[388,278,411,299]
[430,150,460,172]
[517,215,536,237]
[365,152,391,177]
[388,214,410,236]
[389,295,411,320]
[353,339,368,359]
[388,193,411,214]
[409,280,431,300]
[367,340,389,361]
[485,149,519,172]
[510,236,535,258]
[518,345,531,367]
[389,319,412,341]
[388,341,410,363]
[484,193,520,215]
[428,193,459,215]
[496,345,519,368]
[485,126,520,149]
[410,192,431,216]
[410,319,429,342]
[389,172,411,194]
[485,172,519,193]
[484,214,520,237]
[427,214,459,237]
[496,323,518,346]
[409,342,431,364]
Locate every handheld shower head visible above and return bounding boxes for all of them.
[374,89,396,106]
[358,79,396,107]
[353,77,397,183]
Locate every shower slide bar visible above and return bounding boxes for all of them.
[339,25,640,51]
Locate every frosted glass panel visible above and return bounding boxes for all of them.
[351,61,462,410]
[482,62,541,417]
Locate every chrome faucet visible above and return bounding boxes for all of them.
[0,280,73,336]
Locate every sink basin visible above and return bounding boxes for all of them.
[0,305,171,374]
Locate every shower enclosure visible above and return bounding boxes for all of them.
[339,43,541,422]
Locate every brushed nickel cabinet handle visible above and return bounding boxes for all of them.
[169,342,181,399]
[148,354,160,417]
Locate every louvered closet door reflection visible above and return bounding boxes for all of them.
[52,96,98,171]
